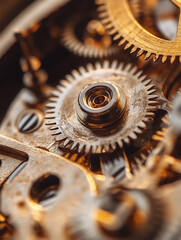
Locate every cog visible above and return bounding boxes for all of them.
[45,61,157,154]
[61,11,118,58]
[96,0,181,63]
[67,188,164,240]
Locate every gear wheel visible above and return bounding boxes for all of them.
[67,188,164,240]
[61,11,118,58]
[96,0,181,63]
[45,61,157,154]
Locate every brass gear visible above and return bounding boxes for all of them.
[45,61,158,154]
[96,0,181,63]
[62,17,118,58]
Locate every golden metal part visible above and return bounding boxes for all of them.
[1,1,181,240]
[96,0,181,63]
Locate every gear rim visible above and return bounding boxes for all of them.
[45,60,158,154]
[96,0,181,63]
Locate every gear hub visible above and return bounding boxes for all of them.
[76,82,126,129]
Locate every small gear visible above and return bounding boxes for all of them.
[96,0,181,63]
[45,61,157,154]
[61,11,118,58]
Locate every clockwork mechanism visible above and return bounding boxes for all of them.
[1,0,181,240]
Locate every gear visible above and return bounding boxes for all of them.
[67,188,164,240]
[61,11,118,58]
[45,61,157,154]
[129,0,141,19]
[96,0,181,63]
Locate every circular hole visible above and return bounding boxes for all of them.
[86,86,112,109]
[30,173,61,206]
[93,95,106,106]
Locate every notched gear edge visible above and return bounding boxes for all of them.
[96,0,181,63]
[45,60,158,154]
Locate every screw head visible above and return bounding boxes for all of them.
[16,109,44,133]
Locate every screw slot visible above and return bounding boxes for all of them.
[16,109,44,133]
[30,173,61,206]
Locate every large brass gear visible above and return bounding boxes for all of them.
[96,0,181,63]
[45,61,158,154]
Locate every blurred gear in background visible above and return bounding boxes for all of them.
[1,0,181,240]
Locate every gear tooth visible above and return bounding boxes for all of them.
[135,70,143,78]
[118,62,124,70]
[97,145,102,154]
[45,120,56,125]
[51,90,60,97]
[113,34,122,41]
[170,56,176,63]
[56,85,64,93]
[111,142,117,150]
[130,66,138,75]
[51,129,62,136]
[139,75,147,81]
[45,113,55,119]
[46,109,55,114]
[109,28,117,35]
[95,62,102,69]
[49,126,58,131]
[134,127,142,134]
[124,42,132,50]
[101,18,110,25]
[63,138,71,146]
[124,63,132,72]
[145,52,152,60]
[137,49,144,57]
[130,46,137,54]
[124,137,130,144]
[60,80,70,88]
[103,60,110,69]
[49,97,57,102]
[106,22,114,29]
[97,5,106,11]
[146,106,157,111]
[70,142,78,151]
[162,55,167,63]
[56,134,67,141]
[46,103,56,109]
[72,70,81,79]
[91,145,97,154]
[129,132,137,140]
[149,100,158,105]
[78,66,87,75]
[138,121,146,128]
[111,60,118,69]
[143,79,152,86]
[153,54,160,62]
[104,144,110,152]
[148,95,158,100]
[99,12,109,18]
[79,144,85,153]
[148,89,156,95]
[117,140,123,148]
[65,74,75,84]
[140,153,146,160]
[85,145,91,153]
[145,112,155,117]
[145,85,154,91]
[118,38,126,46]
[87,63,94,72]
